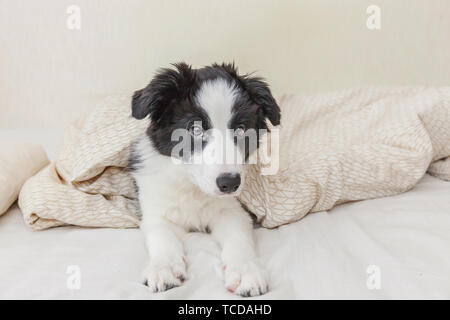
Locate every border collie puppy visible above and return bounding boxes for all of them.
[130,62,280,297]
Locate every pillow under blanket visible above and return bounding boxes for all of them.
[18,87,450,230]
[240,86,450,227]
[0,141,49,216]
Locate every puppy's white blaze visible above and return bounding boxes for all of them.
[196,78,238,131]
[195,78,245,172]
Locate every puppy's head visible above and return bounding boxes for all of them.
[132,62,280,197]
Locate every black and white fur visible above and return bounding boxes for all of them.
[130,62,280,297]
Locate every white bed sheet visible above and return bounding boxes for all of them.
[0,130,449,299]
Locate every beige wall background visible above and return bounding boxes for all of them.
[1,0,449,129]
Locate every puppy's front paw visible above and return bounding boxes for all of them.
[143,256,187,292]
[223,261,269,297]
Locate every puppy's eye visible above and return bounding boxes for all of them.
[190,124,204,137]
[235,125,246,137]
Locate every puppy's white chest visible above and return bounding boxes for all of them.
[163,187,220,231]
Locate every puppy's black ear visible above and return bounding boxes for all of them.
[243,76,281,126]
[131,62,196,122]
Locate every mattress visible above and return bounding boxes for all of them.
[0,129,449,299]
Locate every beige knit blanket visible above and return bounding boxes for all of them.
[18,87,450,230]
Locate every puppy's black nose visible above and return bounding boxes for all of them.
[216,173,241,194]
